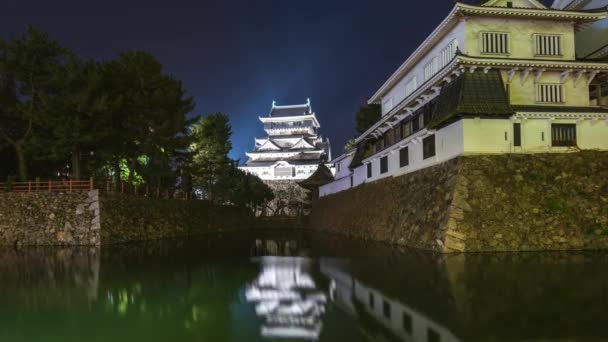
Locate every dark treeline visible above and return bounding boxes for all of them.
[0,26,273,210]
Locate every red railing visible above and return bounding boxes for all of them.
[0,178,94,193]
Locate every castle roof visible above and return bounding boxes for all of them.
[269,99,313,117]
[430,69,513,128]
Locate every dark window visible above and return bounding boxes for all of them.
[380,156,388,174]
[369,292,375,308]
[367,163,372,178]
[551,124,577,147]
[513,123,521,147]
[399,147,409,168]
[383,300,391,319]
[401,121,412,138]
[412,116,420,132]
[350,176,353,187]
[423,135,436,159]
[383,134,389,148]
[423,109,433,127]
[403,312,413,333]
[507,1,513,8]
[428,328,441,342]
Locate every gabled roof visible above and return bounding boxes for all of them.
[256,139,281,151]
[290,137,316,150]
[430,70,513,128]
[269,99,313,117]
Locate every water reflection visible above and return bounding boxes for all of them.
[246,257,327,340]
[0,233,608,342]
[321,258,460,342]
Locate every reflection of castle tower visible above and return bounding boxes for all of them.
[321,258,461,342]
[245,257,327,340]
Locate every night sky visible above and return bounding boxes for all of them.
[2,0,553,163]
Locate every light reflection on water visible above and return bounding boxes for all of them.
[1,232,608,341]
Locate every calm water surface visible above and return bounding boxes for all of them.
[1,230,607,342]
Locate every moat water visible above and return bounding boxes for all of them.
[1,230,607,342]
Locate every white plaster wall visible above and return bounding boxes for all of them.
[319,176,352,197]
[333,155,354,179]
[463,118,514,153]
[504,70,591,107]
[578,120,608,150]
[463,117,608,153]
[320,121,465,197]
[464,17,576,60]
[381,21,466,116]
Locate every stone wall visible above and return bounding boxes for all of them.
[100,194,255,244]
[0,190,100,246]
[308,151,608,252]
[0,191,254,246]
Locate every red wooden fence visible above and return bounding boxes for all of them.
[0,178,94,193]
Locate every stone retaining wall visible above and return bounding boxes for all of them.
[0,190,100,246]
[308,151,608,252]
[100,194,254,244]
[0,191,254,246]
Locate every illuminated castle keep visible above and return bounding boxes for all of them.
[322,0,608,197]
[240,99,332,181]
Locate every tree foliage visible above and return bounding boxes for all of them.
[355,103,381,134]
[0,26,273,212]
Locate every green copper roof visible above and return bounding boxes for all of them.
[430,69,513,128]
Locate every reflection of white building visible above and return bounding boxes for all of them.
[321,259,461,342]
[239,99,332,181]
[245,257,328,340]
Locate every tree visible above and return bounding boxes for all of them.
[42,56,112,179]
[343,138,356,153]
[98,51,195,189]
[0,26,68,180]
[189,113,233,201]
[355,103,381,134]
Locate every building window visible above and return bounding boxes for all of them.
[481,32,510,55]
[399,146,409,168]
[423,135,436,159]
[383,300,391,319]
[336,163,341,172]
[350,176,353,187]
[534,34,562,56]
[419,113,425,129]
[536,84,564,103]
[405,77,417,98]
[551,124,577,147]
[274,166,294,178]
[440,39,458,68]
[513,123,521,147]
[403,312,413,333]
[380,156,388,174]
[369,292,375,308]
[412,116,420,132]
[424,57,439,81]
[401,121,412,138]
[367,163,372,178]
[428,328,441,342]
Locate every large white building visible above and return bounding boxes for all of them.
[240,99,332,181]
[321,0,608,198]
